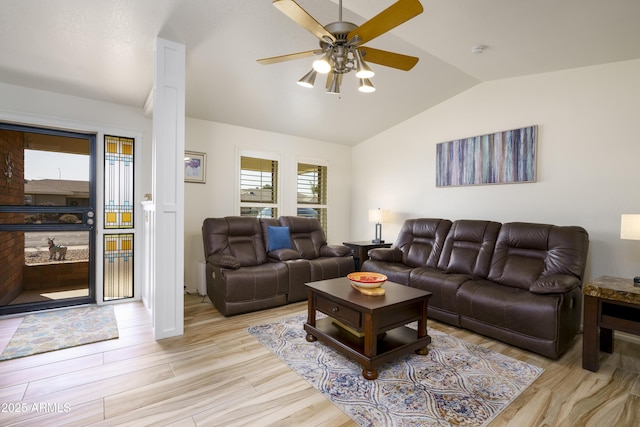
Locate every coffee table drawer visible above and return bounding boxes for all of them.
[315,295,362,329]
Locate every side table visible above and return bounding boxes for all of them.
[343,241,392,271]
[582,276,640,372]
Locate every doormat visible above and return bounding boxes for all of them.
[0,305,119,361]
[248,315,543,427]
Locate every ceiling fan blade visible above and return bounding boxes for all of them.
[273,0,336,43]
[359,47,419,71]
[257,49,323,65]
[347,0,423,45]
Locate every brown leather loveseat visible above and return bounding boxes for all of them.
[202,216,354,316]
[362,218,589,359]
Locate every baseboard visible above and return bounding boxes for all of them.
[616,331,640,345]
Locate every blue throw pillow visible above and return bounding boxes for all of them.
[268,226,291,251]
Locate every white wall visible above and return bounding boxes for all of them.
[351,59,640,282]
[183,118,352,290]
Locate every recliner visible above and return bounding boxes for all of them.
[202,216,354,316]
[363,218,589,359]
[202,216,289,316]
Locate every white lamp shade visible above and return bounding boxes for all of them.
[621,214,640,240]
[368,209,382,223]
[368,209,384,223]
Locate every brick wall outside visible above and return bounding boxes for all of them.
[0,130,25,305]
[23,261,89,290]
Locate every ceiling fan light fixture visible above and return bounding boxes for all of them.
[297,69,317,88]
[261,0,424,95]
[358,78,375,93]
[327,74,341,94]
[355,49,375,79]
[312,49,333,73]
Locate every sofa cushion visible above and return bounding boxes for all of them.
[395,218,452,268]
[202,217,268,267]
[437,220,501,277]
[409,267,469,325]
[487,222,589,290]
[308,256,355,282]
[457,279,560,341]
[220,263,289,301]
[267,226,292,251]
[279,216,328,259]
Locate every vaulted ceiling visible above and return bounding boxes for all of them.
[1,0,639,145]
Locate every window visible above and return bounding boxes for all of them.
[103,135,134,301]
[297,162,328,231]
[105,135,134,229]
[240,155,279,217]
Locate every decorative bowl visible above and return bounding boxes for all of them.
[347,272,387,288]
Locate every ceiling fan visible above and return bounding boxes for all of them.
[257,0,423,94]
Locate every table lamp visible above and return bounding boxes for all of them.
[620,214,640,286]
[369,208,385,244]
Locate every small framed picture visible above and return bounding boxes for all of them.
[184,151,206,183]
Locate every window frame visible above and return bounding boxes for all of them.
[296,158,329,233]
[238,149,281,218]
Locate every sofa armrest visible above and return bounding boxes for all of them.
[320,244,351,257]
[530,275,580,294]
[268,248,302,261]
[206,254,240,269]
[368,247,402,263]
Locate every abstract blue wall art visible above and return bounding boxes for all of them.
[436,125,537,187]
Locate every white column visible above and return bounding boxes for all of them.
[151,37,185,338]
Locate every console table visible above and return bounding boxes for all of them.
[343,241,392,271]
[582,276,640,372]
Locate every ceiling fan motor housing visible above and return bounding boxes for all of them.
[321,22,359,73]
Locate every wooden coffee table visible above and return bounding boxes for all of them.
[304,277,432,380]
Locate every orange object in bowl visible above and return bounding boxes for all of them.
[347,272,387,288]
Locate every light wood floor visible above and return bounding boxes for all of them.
[1,293,639,426]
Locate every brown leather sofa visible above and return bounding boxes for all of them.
[362,218,589,359]
[202,216,353,316]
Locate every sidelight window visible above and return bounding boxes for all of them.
[103,135,134,300]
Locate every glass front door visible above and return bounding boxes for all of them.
[0,124,95,315]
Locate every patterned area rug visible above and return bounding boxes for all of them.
[0,306,119,361]
[248,315,543,427]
